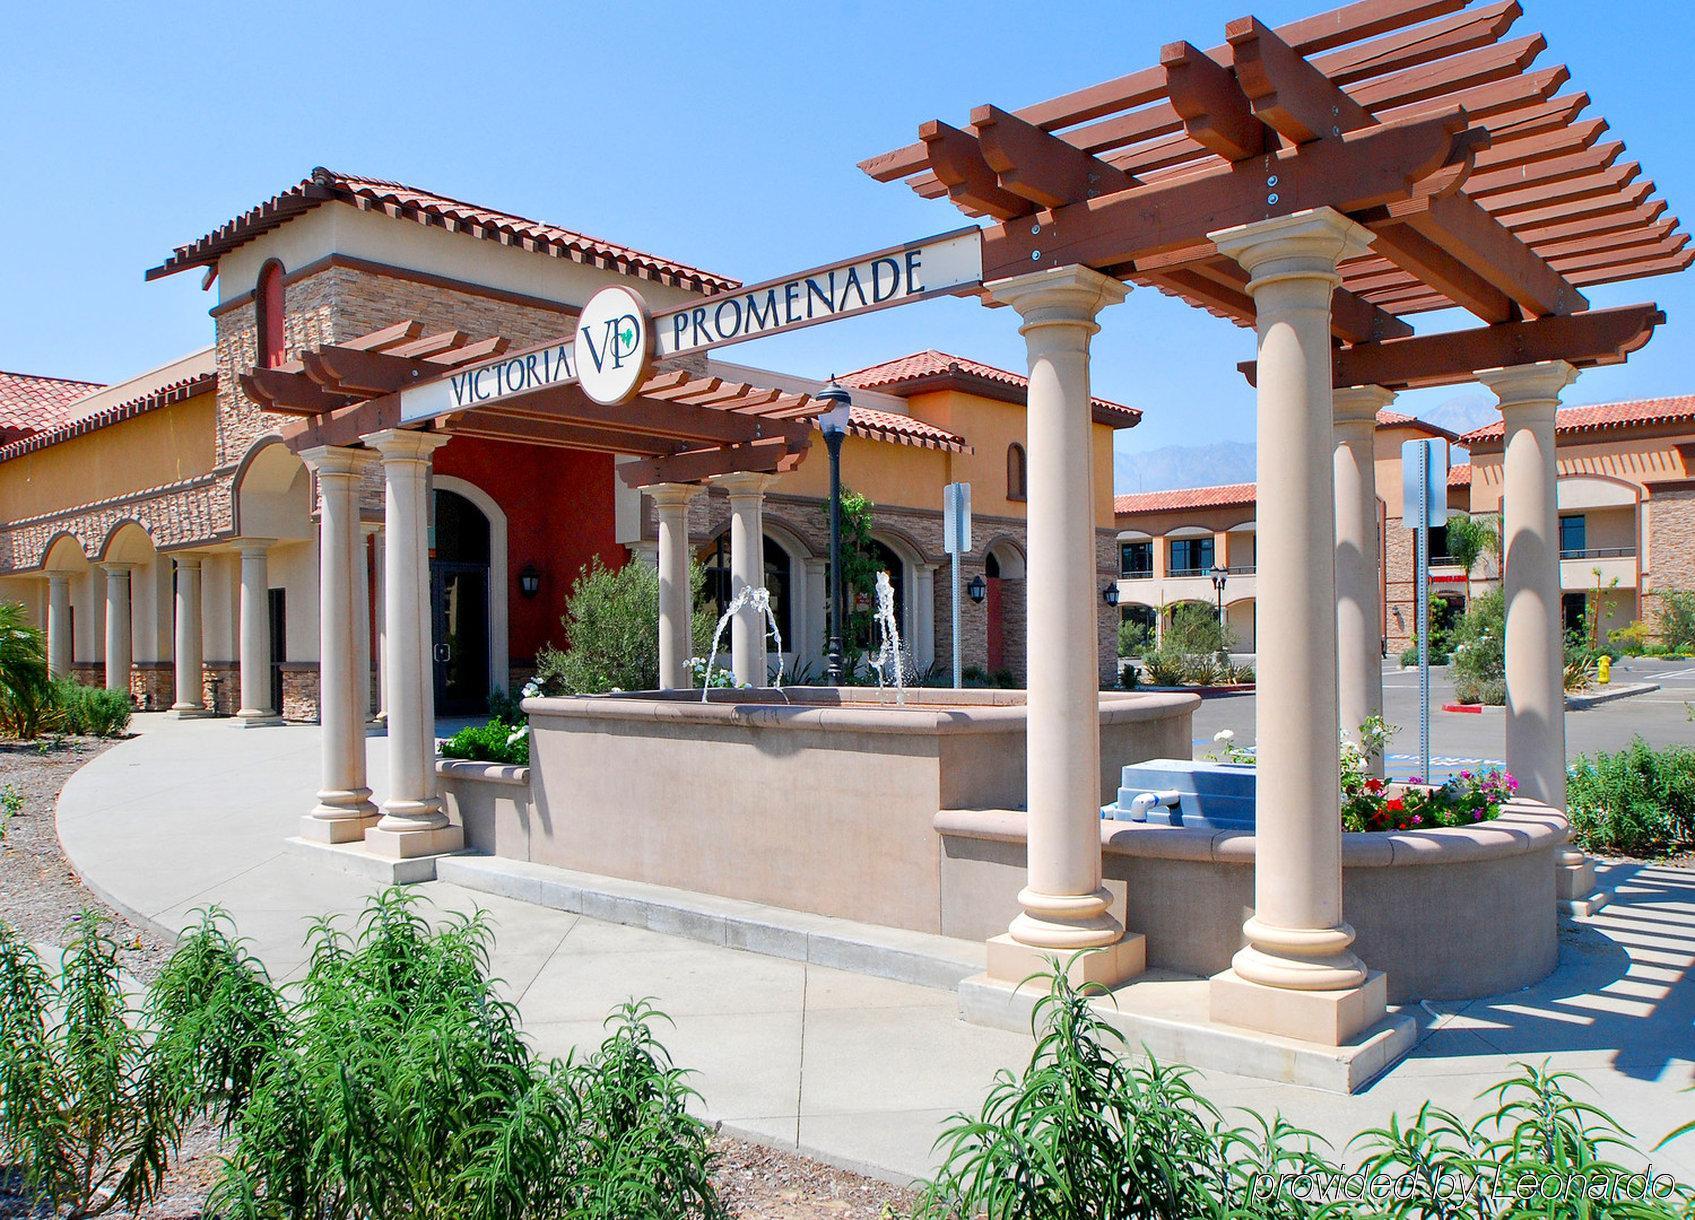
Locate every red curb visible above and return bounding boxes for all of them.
[1442,703,1484,714]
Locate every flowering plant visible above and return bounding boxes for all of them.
[1343,767,1516,833]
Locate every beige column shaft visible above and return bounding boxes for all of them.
[235,541,277,722]
[300,447,378,841]
[1212,209,1376,1014]
[169,558,206,714]
[1333,386,1394,776]
[102,565,133,695]
[357,525,377,721]
[372,526,388,721]
[717,472,772,687]
[367,429,461,859]
[648,483,702,690]
[1479,362,1578,809]
[48,573,73,679]
[985,264,1139,986]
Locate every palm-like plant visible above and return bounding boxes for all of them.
[0,601,50,738]
[1443,514,1499,604]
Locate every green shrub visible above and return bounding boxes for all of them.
[1117,618,1153,659]
[1657,589,1695,653]
[1609,619,1655,656]
[1567,738,1695,857]
[442,717,530,766]
[486,685,527,727]
[534,560,716,695]
[1451,589,1505,705]
[47,678,134,737]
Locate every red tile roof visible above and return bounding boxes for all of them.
[1449,463,1473,487]
[0,373,216,465]
[835,405,970,453]
[148,168,739,294]
[841,349,1141,427]
[1460,395,1695,444]
[1376,408,1457,441]
[1114,482,1258,515]
[0,371,103,440]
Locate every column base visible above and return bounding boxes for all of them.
[298,812,380,844]
[232,712,284,728]
[985,931,1146,989]
[1555,851,1609,916]
[364,824,464,860]
[165,706,212,719]
[1209,967,1388,1046]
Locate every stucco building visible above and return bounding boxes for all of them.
[0,168,1137,719]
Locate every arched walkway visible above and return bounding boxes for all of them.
[432,475,509,705]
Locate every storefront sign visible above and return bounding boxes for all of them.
[400,227,985,421]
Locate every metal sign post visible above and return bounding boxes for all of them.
[943,482,972,688]
[1402,437,1449,781]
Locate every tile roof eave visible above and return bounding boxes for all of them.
[0,374,218,465]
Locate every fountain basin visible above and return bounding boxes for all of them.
[519,688,1198,935]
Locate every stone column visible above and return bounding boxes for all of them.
[367,429,461,860]
[47,573,73,679]
[647,482,702,690]
[168,557,207,716]
[716,472,773,687]
[371,526,388,723]
[984,265,1140,987]
[1334,385,1395,776]
[101,564,133,697]
[234,540,280,725]
[357,524,378,722]
[1478,362,1602,914]
[1208,209,1388,1046]
[300,447,379,843]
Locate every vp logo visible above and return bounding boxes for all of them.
[573,286,652,405]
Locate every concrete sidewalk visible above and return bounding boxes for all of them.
[56,714,1695,1182]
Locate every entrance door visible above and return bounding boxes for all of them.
[267,588,286,716]
[430,564,490,715]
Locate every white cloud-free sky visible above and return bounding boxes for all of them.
[4,1,1691,476]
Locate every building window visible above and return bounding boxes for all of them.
[1119,541,1152,578]
[1168,537,1214,576]
[1426,524,1450,563]
[1559,514,1587,558]
[256,260,287,369]
[1007,443,1027,501]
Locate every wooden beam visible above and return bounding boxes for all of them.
[1349,34,1547,111]
[1515,199,1667,245]
[1229,16,1375,143]
[1483,162,1639,216]
[1238,303,1665,390]
[1548,235,1689,275]
[1161,40,1265,162]
[1365,219,1517,321]
[300,347,433,397]
[1565,252,1693,287]
[918,120,1030,219]
[981,109,1471,280]
[387,330,467,360]
[238,368,353,416]
[281,394,405,452]
[1501,179,1653,230]
[618,435,806,489]
[340,320,423,352]
[424,335,511,366]
[1466,140,1622,197]
[1473,114,1603,170]
[970,104,1136,207]
[1314,0,1521,86]
[1142,252,1411,341]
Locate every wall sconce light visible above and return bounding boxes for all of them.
[1102,583,1121,607]
[519,564,542,598]
[966,574,987,604]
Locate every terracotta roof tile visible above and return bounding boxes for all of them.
[832,405,970,453]
[0,371,104,439]
[1460,395,1695,444]
[149,168,738,294]
[1114,482,1258,515]
[0,373,216,465]
[840,349,1141,426]
[1448,463,1473,487]
[1375,408,1457,440]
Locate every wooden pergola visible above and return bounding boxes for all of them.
[861,0,1687,381]
[249,321,821,485]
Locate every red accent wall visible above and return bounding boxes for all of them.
[433,438,627,665]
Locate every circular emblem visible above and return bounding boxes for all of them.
[573,285,653,405]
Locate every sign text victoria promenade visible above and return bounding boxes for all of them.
[400,228,984,421]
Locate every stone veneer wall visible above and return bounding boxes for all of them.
[71,663,105,691]
[202,663,240,715]
[129,662,173,712]
[1646,484,1695,632]
[279,663,320,723]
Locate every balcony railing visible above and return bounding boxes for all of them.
[1120,570,1154,580]
[1164,565,1256,578]
[1560,546,1636,560]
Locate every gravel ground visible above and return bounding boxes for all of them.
[0,737,919,1219]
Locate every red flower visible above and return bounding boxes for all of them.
[1365,778,1384,793]
[1385,798,1405,814]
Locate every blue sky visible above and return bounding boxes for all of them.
[4,1,1691,470]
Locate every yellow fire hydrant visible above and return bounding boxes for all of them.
[1598,654,1612,685]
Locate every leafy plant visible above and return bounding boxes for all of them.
[1657,589,1695,654]
[46,679,133,737]
[1441,513,1498,603]
[0,602,51,738]
[442,717,530,766]
[533,560,715,695]
[1450,590,1506,705]
[1117,618,1153,659]
[1567,738,1695,857]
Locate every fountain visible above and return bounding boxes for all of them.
[698,584,785,700]
[869,570,908,701]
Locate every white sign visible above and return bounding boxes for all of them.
[1401,438,1449,528]
[943,482,972,555]
[398,228,985,420]
[575,285,653,406]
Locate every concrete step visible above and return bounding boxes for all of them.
[435,854,986,991]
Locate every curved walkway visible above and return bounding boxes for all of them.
[58,714,1695,1181]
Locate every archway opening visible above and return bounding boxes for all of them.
[431,487,492,715]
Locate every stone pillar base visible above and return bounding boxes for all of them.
[364,824,465,860]
[165,707,212,719]
[985,931,1146,990]
[299,813,380,844]
[1555,850,1609,916]
[1209,968,1388,1047]
[231,714,284,728]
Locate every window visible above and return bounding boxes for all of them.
[1119,541,1152,578]
[1168,537,1214,576]
[1426,524,1449,563]
[698,534,793,646]
[256,260,287,369]
[762,537,792,645]
[1007,443,1027,501]
[1559,514,1587,558]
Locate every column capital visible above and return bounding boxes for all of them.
[170,553,204,572]
[985,265,1129,331]
[368,428,451,463]
[645,481,705,511]
[1478,360,1579,410]
[236,537,276,559]
[298,443,374,478]
[1210,207,1374,287]
[712,471,774,500]
[47,570,72,588]
[1333,385,1396,426]
[100,561,136,576]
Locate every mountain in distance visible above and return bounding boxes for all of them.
[1415,390,1497,439]
[1114,440,1257,495]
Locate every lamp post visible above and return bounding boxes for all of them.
[1210,564,1228,625]
[817,379,853,687]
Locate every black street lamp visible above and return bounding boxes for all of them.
[817,379,853,686]
[1210,564,1228,624]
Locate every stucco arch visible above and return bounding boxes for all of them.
[1166,524,1215,539]
[432,474,510,698]
[983,535,1027,580]
[42,531,91,572]
[1556,474,1639,510]
[235,438,313,541]
[98,520,158,564]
